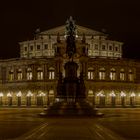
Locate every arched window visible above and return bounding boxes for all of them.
[37,67,43,80]
[49,90,54,95]
[99,68,106,80]
[27,68,32,80]
[128,69,134,81]
[9,69,14,81]
[49,67,55,79]
[110,68,116,80]
[120,69,125,81]
[87,68,94,80]
[88,90,94,97]
[17,69,22,80]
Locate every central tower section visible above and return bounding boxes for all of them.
[57,17,86,101]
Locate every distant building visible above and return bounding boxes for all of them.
[0,23,139,107]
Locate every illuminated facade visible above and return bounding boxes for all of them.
[0,24,140,107]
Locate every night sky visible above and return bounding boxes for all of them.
[1,0,140,59]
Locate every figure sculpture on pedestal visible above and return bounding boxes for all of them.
[57,16,86,101]
[66,16,76,60]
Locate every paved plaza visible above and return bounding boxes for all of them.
[0,108,140,140]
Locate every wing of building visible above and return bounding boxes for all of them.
[0,23,140,107]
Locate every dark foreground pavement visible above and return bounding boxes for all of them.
[0,108,140,140]
[14,118,125,140]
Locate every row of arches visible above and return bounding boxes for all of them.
[0,89,140,107]
[87,90,140,107]
[0,90,55,106]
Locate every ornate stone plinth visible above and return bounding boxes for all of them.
[39,101,104,117]
[57,61,86,101]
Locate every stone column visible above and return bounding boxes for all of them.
[23,66,28,80]
[106,66,110,81]
[43,64,47,80]
[14,67,17,81]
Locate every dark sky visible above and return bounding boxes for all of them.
[1,0,140,59]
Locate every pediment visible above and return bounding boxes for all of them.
[40,25,105,36]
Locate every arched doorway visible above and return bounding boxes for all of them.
[120,91,126,107]
[7,93,12,106]
[37,91,45,106]
[0,93,3,106]
[16,91,22,106]
[130,92,136,106]
[97,91,105,107]
[109,91,116,107]
[26,91,33,106]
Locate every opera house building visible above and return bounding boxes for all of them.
[0,21,140,107]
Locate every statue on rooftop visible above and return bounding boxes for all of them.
[65,16,76,60]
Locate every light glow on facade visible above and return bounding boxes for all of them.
[109,91,116,97]
[97,91,105,97]
[0,93,3,97]
[120,91,126,97]
[16,91,22,97]
[7,93,12,97]
[27,91,33,97]
[130,92,136,97]
[37,91,46,97]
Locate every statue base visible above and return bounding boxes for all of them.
[39,101,104,117]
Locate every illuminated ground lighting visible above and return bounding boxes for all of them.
[97,91,105,97]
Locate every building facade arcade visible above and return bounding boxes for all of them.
[0,22,140,107]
